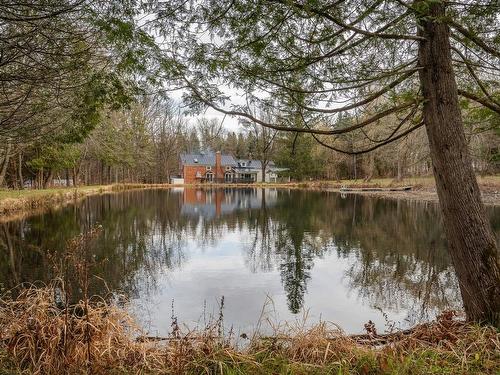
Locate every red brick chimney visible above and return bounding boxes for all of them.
[215,151,222,182]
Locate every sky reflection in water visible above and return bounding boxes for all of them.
[2,188,499,334]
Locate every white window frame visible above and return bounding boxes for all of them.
[206,166,212,171]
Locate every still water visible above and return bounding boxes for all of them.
[1,188,499,335]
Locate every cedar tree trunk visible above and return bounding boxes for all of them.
[417,2,500,326]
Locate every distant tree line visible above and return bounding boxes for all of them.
[0,94,498,187]
[1,1,498,189]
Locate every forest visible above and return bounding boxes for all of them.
[1,1,500,374]
[0,2,498,188]
[1,93,499,188]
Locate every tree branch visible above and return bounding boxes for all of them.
[309,121,424,155]
[184,77,418,135]
[452,46,500,107]
[295,70,417,113]
[458,89,500,115]
[449,21,500,59]
[271,0,423,41]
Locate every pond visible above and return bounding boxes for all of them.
[1,188,499,335]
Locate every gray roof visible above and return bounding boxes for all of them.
[180,151,237,166]
[180,154,288,173]
[235,159,278,171]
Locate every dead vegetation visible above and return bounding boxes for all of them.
[0,282,498,375]
[0,183,170,218]
[0,228,499,374]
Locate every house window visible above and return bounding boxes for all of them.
[206,172,214,182]
[224,173,232,182]
[240,162,246,167]
[225,166,231,171]
[206,166,212,171]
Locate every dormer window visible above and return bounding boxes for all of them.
[194,158,198,163]
[206,166,212,171]
[226,166,231,171]
[240,162,246,167]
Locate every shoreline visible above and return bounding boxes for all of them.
[0,184,169,221]
[328,186,500,206]
[1,284,498,375]
[1,176,499,221]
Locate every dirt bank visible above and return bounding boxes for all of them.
[0,184,171,221]
[330,186,500,206]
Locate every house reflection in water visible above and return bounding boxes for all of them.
[181,188,278,219]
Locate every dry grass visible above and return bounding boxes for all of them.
[0,185,109,216]
[1,175,499,217]
[0,284,156,374]
[0,183,172,217]
[0,284,498,375]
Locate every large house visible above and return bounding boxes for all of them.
[178,151,289,184]
[235,159,289,184]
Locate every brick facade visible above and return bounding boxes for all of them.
[182,165,210,184]
[181,151,234,184]
[179,151,286,184]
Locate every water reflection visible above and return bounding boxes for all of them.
[0,188,499,333]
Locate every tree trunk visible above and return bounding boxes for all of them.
[417,2,500,326]
[73,167,78,187]
[365,153,374,182]
[0,142,12,187]
[37,169,42,189]
[352,154,357,180]
[43,169,54,189]
[100,162,104,185]
[18,152,23,189]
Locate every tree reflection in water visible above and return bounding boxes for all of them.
[1,188,498,326]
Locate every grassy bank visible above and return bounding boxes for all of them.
[0,183,169,217]
[0,284,498,375]
[1,175,499,218]
[297,175,500,190]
